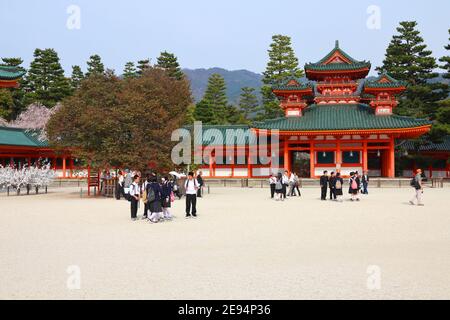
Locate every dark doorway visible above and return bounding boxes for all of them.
[368,150,382,177]
[291,151,310,178]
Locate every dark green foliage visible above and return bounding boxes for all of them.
[156,51,183,80]
[22,48,71,107]
[86,54,105,77]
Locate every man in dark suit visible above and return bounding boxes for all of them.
[320,170,329,200]
[361,170,369,194]
[329,171,337,200]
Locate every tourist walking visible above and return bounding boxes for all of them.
[282,170,289,199]
[269,173,277,199]
[142,175,151,219]
[288,172,296,196]
[320,170,329,200]
[409,168,424,206]
[334,172,344,202]
[196,171,204,198]
[147,176,163,223]
[361,171,369,194]
[161,176,174,220]
[275,172,284,201]
[129,175,140,221]
[115,170,124,200]
[348,172,360,201]
[185,172,198,218]
[293,172,301,196]
[329,171,337,200]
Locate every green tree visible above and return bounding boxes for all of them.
[137,59,151,75]
[47,68,192,171]
[261,34,303,119]
[156,51,184,80]
[0,89,14,120]
[226,104,246,124]
[70,65,84,91]
[376,21,448,119]
[123,61,137,79]
[86,54,105,77]
[238,87,260,120]
[23,48,71,107]
[193,100,215,124]
[1,57,26,119]
[196,73,228,124]
[439,29,450,79]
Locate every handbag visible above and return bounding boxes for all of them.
[170,191,175,202]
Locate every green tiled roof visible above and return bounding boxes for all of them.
[402,136,450,152]
[272,82,313,91]
[305,40,371,72]
[253,104,431,131]
[364,74,407,88]
[185,124,256,146]
[305,61,371,71]
[0,126,48,147]
[0,65,26,80]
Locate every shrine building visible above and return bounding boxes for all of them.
[197,41,433,178]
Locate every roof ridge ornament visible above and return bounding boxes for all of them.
[335,40,339,48]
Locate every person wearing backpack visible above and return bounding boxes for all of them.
[348,172,360,201]
[320,170,329,200]
[275,172,284,201]
[129,175,141,221]
[185,171,199,218]
[334,172,344,202]
[123,169,133,201]
[409,168,424,206]
[147,175,163,223]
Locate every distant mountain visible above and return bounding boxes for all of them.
[183,67,263,104]
[183,68,450,104]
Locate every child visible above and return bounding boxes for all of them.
[335,172,344,202]
[129,175,140,221]
[348,172,360,201]
[147,176,163,223]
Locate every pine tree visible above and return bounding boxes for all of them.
[376,21,448,119]
[439,29,450,79]
[261,34,303,119]
[70,65,84,91]
[86,54,105,77]
[197,73,228,124]
[226,104,246,124]
[193,100,215,124]
[123,62,137,79]
[0,89,14,120]
[238,87,260,120]
[137,59,151,75]
[23,48,71,107]
[1,57,26,119]
[156,51,184,80]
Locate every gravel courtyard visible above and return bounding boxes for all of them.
[1,186,449,299]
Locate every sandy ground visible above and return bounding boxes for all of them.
[1,185,450,300]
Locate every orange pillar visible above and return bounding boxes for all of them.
[336,138,341,173]
[62,156,66,178]
[388,137,395,178]
[310,141,315,178]
[247,149,252,178]
[362,141,368,172]
[283,138,289,172]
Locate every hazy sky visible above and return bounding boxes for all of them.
[1,0,449,75]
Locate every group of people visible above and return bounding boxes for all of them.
[269,170,301,201]
[115,170,205,222]
[320,170,369,202]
